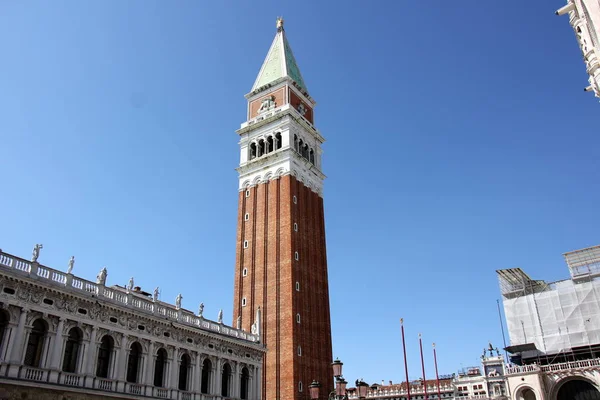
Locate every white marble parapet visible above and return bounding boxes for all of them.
[0,250,259,343]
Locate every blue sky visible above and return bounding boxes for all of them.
[1,0,599,386]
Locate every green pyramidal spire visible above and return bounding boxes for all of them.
[251,17,308,93]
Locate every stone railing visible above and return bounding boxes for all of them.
[0,250,259,343]
[505,358,600,375]
[348,384,454,398]
[540,358,600,372]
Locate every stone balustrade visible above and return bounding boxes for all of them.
[0,250,259,343]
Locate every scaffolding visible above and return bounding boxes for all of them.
[497,245,600,361]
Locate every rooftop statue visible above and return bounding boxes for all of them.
[96,267,107,285]
[198,303,204,317]
[31,244,43,262]
[128,277,134,291]
[176,293,182,309]
[218,309,223,324]
[67,256,75,274]
[153,287,159,302]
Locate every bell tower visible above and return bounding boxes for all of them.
[232,17,333,400]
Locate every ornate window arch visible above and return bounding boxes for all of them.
[221,362,232,397]
[201,358,212,394]
[126,341,143,383]
[154,348,168,387]
[179,352,191,391]
[62,327,83,373]
[241,366,250,400]
[24,318,48,368]
[96,335,114,378]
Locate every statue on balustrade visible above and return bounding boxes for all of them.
[128,277,135,291]
[198,302,204,317]
[96,267,108,285]
[67,256,75,274]
[237,315,241,329]
[218,309,223,324]
[176,293,182,309]
[153,287,160,302]
[31,244,43,262]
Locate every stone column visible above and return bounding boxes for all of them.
[143,341,155,395]
[233,361,240,399]
[115,334,128,391]
[194,353,202,393]
[254,365,261,400]
[83,326,98,388]
[48,317,66,383]
[213,358,221,396]
[169,349,179,391]
[7,308,29,378]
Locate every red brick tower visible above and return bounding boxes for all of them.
[232,17,333,400]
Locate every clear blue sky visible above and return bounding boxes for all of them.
[1,0,598,386]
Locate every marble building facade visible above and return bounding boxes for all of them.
[0,247,265,400]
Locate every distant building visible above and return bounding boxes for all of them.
[498,244,600,399]
[0,247,264,400]
[556,0,600,98]
[345,345,508,400]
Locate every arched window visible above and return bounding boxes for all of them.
[24,318,47,367]
[62,327,83,373]
[179,353,191,391]
[201,358,212,394]
[96,335,114,378]
[520,388,537,400]
[221,362,232,397]
[154,348,168,387]
[275,132,282,150]
[0,310,9,353]
[241,367,250,400]
[258,140,265,157]
[294,135,298,152]
[298,139,303,155]
[303,144,309,160]
[267,136,274,153]
[249,143,257,160]
[126,341,142,383]
[309,149,315,164]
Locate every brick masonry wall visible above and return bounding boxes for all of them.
[233,175,333,400]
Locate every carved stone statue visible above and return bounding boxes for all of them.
[218,309,223,324]
[67,256,75,274]
[236,316,241,329]
[153,287,159,302]
[96,267,107,285]
[198,303,204,317]
[258,95,276,113]
[31,244,43,262]
[128,277,134,291]
[176,294,182,309]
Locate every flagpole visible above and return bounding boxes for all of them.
[401,319,411,400]
[419,334,428,400]
[433,343,442,400]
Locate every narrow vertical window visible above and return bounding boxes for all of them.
[299,381,303,392]
[293,195,297,204]
[242,298,247,307]
[244,240,249,249]
[245,190,250,198]
[243,268,248,277]
[293,223,298,232]
[294,251,299,260]
[296,282,300,291]
[296,313,301,323]
[244,213,250,221]
[297,346,302,356]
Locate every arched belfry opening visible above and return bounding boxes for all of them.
[557,379,600,400]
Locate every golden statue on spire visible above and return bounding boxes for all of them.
[276,16,284,30]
